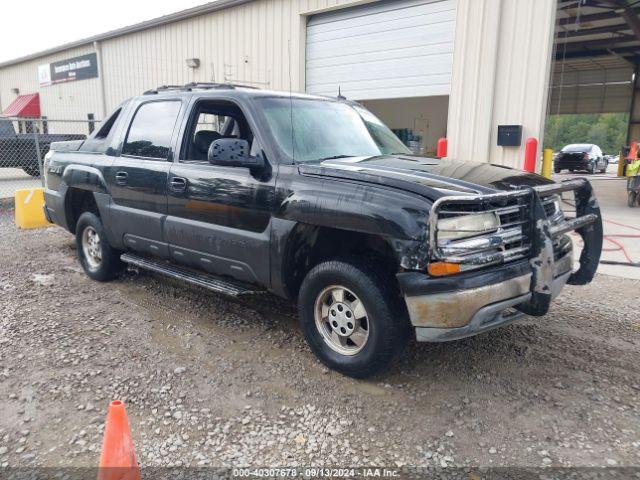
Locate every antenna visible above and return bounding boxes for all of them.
[337,86,346,100]
[288,39,296,163]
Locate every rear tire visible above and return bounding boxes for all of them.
[554,166,561,174]
[298,257,409,379]
[75,212,123,281]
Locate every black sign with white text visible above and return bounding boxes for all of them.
[39,53,98,86]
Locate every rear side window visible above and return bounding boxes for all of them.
[94,108,121,139]
[123,101,181,159]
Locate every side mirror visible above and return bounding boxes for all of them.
[208,138,263,169]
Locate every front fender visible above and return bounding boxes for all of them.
[277,179,431,270]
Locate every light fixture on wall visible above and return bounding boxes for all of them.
[185,58,201,69]
[10,88,19,95]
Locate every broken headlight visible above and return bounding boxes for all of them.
[436,212,501,242]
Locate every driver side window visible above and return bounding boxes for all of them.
[181,101,254,163]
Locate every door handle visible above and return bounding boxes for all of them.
[115,171,128,185]
[170,177,188,193]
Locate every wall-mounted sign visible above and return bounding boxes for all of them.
[38,53,98,87]
[497,125,523,147]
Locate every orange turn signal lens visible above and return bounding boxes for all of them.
[427,262,462,277]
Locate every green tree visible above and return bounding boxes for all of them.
[544,112,629,154]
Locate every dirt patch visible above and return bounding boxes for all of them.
[0,209,639,469]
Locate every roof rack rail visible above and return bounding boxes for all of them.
[143,82,260,95]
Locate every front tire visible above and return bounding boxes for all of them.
[75,212,123,281]
[298,257,409,378]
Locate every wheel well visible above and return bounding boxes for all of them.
[65,188,99,234]
[282,225,400,299]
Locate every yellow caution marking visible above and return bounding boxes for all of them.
[14,188,52,229]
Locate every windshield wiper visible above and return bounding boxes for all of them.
[317,155,356,161]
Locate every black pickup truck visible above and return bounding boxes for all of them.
[0,118,85,176]
[43,84,603,378]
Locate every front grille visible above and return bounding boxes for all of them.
[433,193,532,267]
[428,179,599,278]
[540,195,571,261]
[430,189,574,273]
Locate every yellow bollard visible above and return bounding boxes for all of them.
[14,188,52,229]
[542,148,554,179]
[617,152,626,177]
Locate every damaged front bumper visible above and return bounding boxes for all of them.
[399,179,603,342]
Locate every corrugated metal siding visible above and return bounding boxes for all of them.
[447,0,557,169]
[0,0,559,170]
[0,0,359,121]
[305,0,456,100]
[548,66,633,114]
[0,44,102,129]
[548,84,632,115]
[100,0,360,112]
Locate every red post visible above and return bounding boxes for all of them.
[524,137,538,173]
[437,137,448,158]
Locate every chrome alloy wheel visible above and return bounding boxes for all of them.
[81,226,102,270]
[314,286,370,356]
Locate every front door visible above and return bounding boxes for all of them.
[108,99,183,258]
[165,99,274,286]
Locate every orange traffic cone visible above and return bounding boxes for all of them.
[97,400,141,480]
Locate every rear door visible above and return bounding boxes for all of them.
[108,98,184,258]
[165,97,275,286]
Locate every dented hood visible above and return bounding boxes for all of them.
[299,155,553,200]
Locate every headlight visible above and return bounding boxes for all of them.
[437,212,501,242]
[543,194,564,224]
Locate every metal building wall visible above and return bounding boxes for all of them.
[99,0,360,113]
[0,0,558,171]
[0,0,360,121]
[447,0,557,169]
[0,44,102,130]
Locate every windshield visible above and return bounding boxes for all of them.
[257,98,411,163]
[562,144,592,153]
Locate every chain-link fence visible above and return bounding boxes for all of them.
[0,117,99,199]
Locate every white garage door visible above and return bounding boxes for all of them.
[306,0,456,100]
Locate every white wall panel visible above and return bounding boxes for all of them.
[0,0,360,121]
[306,0,456,99]
[0,44,102,131]
[447,0,557,169]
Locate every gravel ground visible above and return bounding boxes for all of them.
[0,208,639,471]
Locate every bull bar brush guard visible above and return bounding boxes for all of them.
[428,179,603,317]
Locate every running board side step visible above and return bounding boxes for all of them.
[120,253,264,297]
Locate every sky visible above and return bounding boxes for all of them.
[0,0,210,63]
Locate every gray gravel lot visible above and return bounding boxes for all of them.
[0,207,639,470]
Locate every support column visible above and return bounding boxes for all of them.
[627,65,640,145]
[447,0,557,169]
[93,41,107,120]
